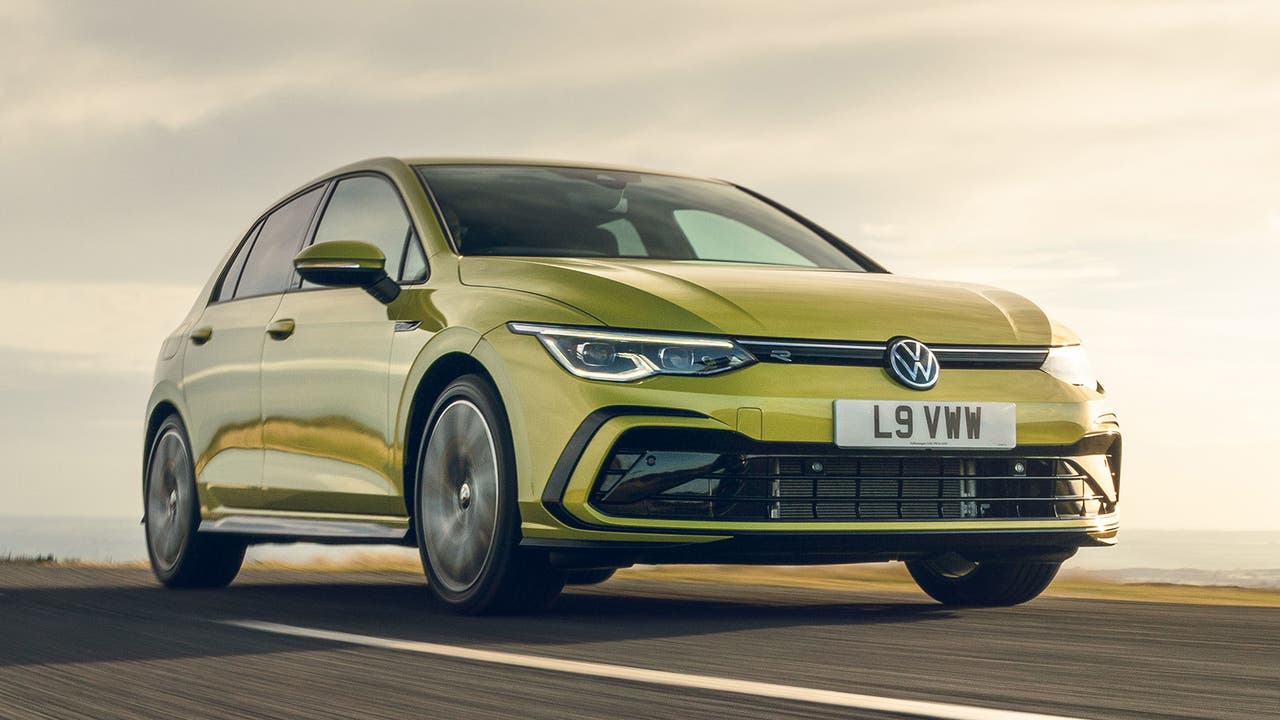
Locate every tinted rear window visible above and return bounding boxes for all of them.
[215,222,260,302]
[236,186,324,299]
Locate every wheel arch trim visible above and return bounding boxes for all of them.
[394,327,512,518]
[143,383,190,496]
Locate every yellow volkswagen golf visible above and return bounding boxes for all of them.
[144,158,1121,613]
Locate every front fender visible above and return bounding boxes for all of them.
[390,325,485,486]
[390,283,601,503]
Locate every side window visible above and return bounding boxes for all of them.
[215,223,261,302]
[673,209,816,267]
[311,175,423,282]
[401,235,428,283]
[236,186,324,299]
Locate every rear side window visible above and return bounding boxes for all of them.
[236,186,324,299]
[215,223,261,302]
[310,175,424,282]
[401,236,428,282]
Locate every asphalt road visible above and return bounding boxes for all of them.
[0,565,1275,720]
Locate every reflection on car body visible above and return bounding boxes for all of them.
[143,158,1120,613]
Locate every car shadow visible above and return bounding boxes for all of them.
[1,569,955,668]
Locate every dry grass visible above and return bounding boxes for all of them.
[0,553,58,565]
[243,552,1280,608]
[615,564,1280,608]
[244,553,424,574]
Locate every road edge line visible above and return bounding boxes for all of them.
[223,619,1091,720]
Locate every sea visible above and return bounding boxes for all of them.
[1,515,1276,589]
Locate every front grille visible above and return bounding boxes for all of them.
[734,338,1048,369]
[591,434,1116,522]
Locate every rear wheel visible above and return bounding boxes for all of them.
[906,553,1060,606]
[414,375,564,614]
[144,414,245,588]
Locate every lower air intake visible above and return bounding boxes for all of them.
[590,430,1117,522]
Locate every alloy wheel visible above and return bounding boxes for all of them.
[418,399,501,593]
[146,428,195,572]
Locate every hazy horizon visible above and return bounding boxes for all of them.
[2,1,1278,530]
[4,517,1278,593]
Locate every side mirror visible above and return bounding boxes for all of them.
[294,240,400,303]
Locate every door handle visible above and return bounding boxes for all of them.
[189,326,213,345]
[266,318,296,340]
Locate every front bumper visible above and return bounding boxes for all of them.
[482,328,1121,559]
[587,428,1119,524]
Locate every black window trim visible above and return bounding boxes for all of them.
[414,166,462,256]
[212,221,263,304]
[284,180,335,292]
[731,183,889,274]
[288,169,432,296]
[207,181,330,307]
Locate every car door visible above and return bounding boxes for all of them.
[182,186,325,513]
[259,174,428,516]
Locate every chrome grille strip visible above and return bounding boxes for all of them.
[736,338,1048,369]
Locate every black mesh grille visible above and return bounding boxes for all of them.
[592,450,1113,522]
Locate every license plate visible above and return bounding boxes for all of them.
[833,400,1016,449]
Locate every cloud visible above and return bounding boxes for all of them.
[858,223,909,239]
[0,281,199,372]
[1,1,1278,526]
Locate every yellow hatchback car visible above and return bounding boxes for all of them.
[144,158,1121,613]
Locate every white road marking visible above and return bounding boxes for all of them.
[224,619,1091,720]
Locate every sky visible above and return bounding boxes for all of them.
[1,0,1277,530]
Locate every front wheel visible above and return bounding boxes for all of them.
[414,375,564,614]
[906,554,1060,606]
[144,414,245,588]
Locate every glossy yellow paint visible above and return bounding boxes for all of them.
[477,327,1118,541]
[259,287,400,514]
[294,239,389,268]
[146,156,1121,551]
[179,293,280,512]
[461,257,1053,344]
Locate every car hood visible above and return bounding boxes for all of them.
[460,257,1053,345]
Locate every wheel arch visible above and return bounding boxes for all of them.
[403,354,499,513]
[395,326,501,519]
[392,301,596,525]
[143,384,188,499]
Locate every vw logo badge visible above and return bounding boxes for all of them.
[885,337,939,390]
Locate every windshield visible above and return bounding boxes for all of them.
[416,164,869,271]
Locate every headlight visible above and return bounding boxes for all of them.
[1040,345,1096,387]
[509,323,756,382]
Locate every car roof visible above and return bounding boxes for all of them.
[313,156,726,186]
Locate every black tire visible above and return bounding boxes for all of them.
[564,568,617,586]
[144,414,245,588]
[906,553,1060,607]
[413,375,564,614]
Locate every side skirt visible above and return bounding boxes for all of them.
[199,514,412,545]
